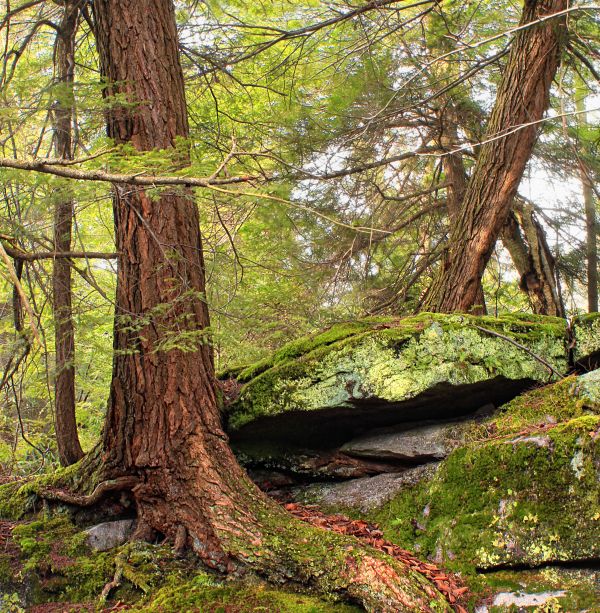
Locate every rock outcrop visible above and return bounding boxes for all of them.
[225,313,568,481]
[362,377,600,571]
[220,314,599,610]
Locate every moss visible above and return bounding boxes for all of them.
[0,448,104,520]
[233,317,399,383]
[133,573,362,612]
[227,313,569,431]
[6,512,209,607]
[369,410,600,572]
[3,509,449,611]
[466,376,599,441]
[572,312,600,363]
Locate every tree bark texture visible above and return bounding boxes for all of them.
[91,2,447,609]
[438,105,486,314]
[423,0,567,313]
[52,0,84,466]
[500,200,564,316]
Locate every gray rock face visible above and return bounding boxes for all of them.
[475,590,567,612]
[293,464,440,513]
[85,519,134,551]
[341,421,467,461]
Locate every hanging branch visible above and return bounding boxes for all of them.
[0,241,41,345]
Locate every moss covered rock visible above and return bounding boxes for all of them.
[226,313,568,447]
[572,312,600,367]
[365,378,600,571]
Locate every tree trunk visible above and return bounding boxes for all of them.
[438,106,486,314]
[423,0,567,313]
[52,0,84,466]
[575,88,598,312]
[90,2,448,609]
[501,200,564,316]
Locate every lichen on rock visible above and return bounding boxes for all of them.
[572,312,600,367]
[226,313,568,445]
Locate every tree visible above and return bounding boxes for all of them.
[500,200,564,316]
[423,0,568,313]
[74,0,448,608]
[575,82,598,313]
[52,0,84,466]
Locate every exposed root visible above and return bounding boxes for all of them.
[130,517,156,543]
[100,562,124,603]
[41,476,139,507]
[284,502,469,612]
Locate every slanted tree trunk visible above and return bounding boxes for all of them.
[438,106,486,314]
[501,200,564,316]
[89,2,448,609]
[52,0,84,466]
[423,0,567,313]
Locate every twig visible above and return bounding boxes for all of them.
[100,558,124,603]
[473,325,564,379]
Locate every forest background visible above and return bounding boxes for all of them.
[0,0,598,473]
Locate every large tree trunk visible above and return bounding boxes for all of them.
[501,200,564,316]
[90,2,448,609]
[438,106,486,314]
[423,0,567,313]
[52,0,84,466]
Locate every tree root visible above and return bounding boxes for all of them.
[40,476,139,507]
[284,502,468,612]
[99,561,123,603]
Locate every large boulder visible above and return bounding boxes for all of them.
[366,377,600,571]
[225,313,568,453]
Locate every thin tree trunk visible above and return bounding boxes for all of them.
[423,0,567,313]
[501,200,564,316]
[576,89,598,312]
[90,2,446,609]
[52,0,84,466]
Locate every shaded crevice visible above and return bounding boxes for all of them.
[229,376,537,449]
[232,376,542,491]
[477,558,600,574]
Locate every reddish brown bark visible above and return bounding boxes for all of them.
[424,0,567,313]
[52,0,84,466]
[90,1,446,608]
[438,106,486,314]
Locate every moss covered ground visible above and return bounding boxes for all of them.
[0,512,364,612]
